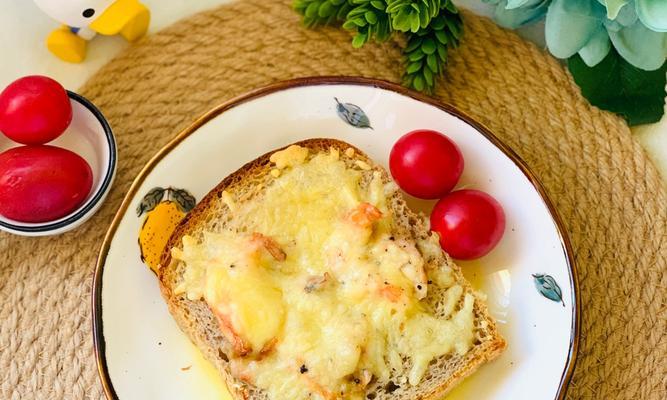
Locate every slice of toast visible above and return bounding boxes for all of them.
[159,138,506,400]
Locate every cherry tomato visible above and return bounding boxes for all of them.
[389,129,464,199]
[0,76,72,145]
[0,145,93,222]
[430,189,506,260]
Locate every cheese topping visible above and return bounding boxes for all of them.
[220,190,237,212]
[269,145,309,169]
[354,160,372,171]
[172,146,475,400]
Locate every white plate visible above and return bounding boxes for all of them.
[93,77,579,400]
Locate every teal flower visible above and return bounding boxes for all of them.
[634,0,667,32]
[486,0,667,70]
[484,0,551,28]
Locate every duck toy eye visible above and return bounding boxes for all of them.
[82,8,95,18]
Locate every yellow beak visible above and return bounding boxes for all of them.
[89,0,150,40]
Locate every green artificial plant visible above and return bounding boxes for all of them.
[293,0,463,93]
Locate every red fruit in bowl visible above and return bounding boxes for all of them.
[390,129,464,199]
[0,76,72,145]
[0,145,93,223]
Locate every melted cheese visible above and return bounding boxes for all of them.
[269,145,309,169]
[172,146,475,400]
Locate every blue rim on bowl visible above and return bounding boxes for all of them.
[0,91,117,236]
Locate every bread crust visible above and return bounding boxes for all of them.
[158,138,506,400]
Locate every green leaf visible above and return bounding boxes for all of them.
[352,17,367,27]
[434,29,448,44]
[445,16,461,39]
[319,1,335,17]
[365,10,378,24]
[394,13,412,31]
[426,53,439,72]
[294,0,350,25]
[337,3,351,19]
[405,37,422,52]
[421,37,437,54]
[348,6,367,17]
[437,42,447,61]
[423,66,434,86]
[352,32,368,48]
[568,47,667,126]
[413,74,426,91]
[305,2,320,18]
[406,60,423,74]
[420,6,430,28]
[376,19,391,40]
[430,16,446,30]
[371,0,386,10]
[342,19,357,29]
[408,50,425,61]
[410,13,421,31]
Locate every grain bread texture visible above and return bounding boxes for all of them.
[158,138,506,400]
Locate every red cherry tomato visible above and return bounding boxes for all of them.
[0,145,93,222]
[389,129,464,199]
[0,76,72,145]
[430,189,506,260]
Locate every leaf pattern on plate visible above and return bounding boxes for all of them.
[532,273,565,307]
[171,188,196,213]
[335,97,373,129]
[136,187,166,216]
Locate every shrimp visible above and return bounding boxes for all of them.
[379,284,404,303]
[304,272,331,293]
[303,375,336,400]
[250,232,286,261]
[342,202,383,245]
[347,202,383,229]
[209,305,252,357]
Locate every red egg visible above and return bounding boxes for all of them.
[0,76,72,145]
[0,145,93,223]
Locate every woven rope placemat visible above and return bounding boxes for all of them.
[1,0,665,399]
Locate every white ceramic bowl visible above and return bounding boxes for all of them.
[0,91,117,236]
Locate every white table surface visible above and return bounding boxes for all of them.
[1,0,665,179]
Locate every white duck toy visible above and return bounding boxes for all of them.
[34,0,150,63]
